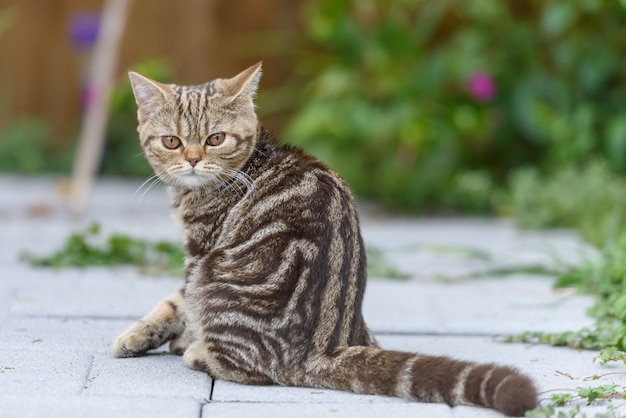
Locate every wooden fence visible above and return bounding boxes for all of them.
[0,0,304,147]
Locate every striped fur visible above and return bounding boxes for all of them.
[113,63,538,417]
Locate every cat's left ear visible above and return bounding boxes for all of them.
[220,62,262,103]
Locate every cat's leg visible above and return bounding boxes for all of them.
[168,326,195,355]
[113,290,187,358]
[183,340,273,385]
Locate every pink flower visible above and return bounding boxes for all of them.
[81,83,100,111]
[468,72,497,102]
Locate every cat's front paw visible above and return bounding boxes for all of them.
[113,323,158,358]
[113,334,151,358]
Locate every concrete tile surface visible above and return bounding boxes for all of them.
[7,266,181,318]
[85,352,211,399]
[363,277,594,335]
[202,402,454,418]
[0,395,201,418]
[0,349,92,395]
[0,316,129,352]
[212,379,407,404]
[0,177,620,418]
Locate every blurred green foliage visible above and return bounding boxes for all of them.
[22,223,185,275]
[506,161,626,247]
[0,6,15,38]
[288,0,626,212]
[0,118,73,174]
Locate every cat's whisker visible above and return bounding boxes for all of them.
[213,178,229,195]
[225,175,249,198]
[217,172,245,197]
[220,168,255,198]
[133,173,161,197]
[130,175,164,221]
[137,175,163,205]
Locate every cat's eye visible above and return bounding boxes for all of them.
[207,132,226,147]
[161,136,182,150]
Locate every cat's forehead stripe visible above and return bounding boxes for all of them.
[173,82,217,97]
[204,81,216,97]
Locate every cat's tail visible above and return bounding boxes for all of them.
[301,346,538,417]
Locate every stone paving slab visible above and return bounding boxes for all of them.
[212,378,406,404]
[362,218,596,277]
[201,402,614,418]
[364,277,594,335]
[0,395,201,418]
[0,349,92,396]
[0,316,130,352]
[6,266,180,318]
[85,352,211,400]
[202,402,457,418]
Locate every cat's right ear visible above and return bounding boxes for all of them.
[128,72,172,122]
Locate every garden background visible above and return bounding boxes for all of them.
[4,0,626,360]
[3,0,626,240]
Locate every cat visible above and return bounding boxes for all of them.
[113,62,538,417]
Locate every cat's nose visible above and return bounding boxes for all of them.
[186,157,201,167]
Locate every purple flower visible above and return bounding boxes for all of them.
[468,72,497,103]
[68,11,101,51]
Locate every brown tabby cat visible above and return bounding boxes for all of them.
[113,63,538,416]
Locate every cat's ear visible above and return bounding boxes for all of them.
[128,71,172,121]
[219,62,262,103]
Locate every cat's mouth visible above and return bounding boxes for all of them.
[173,169,213,188]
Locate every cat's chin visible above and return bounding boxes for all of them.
[172,174,214,190]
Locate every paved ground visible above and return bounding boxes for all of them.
[0,176,620,417]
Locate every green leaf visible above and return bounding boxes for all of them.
[550,392,574,407]
[613,294,626,321]
[541,3,577,38]
[21,223,185,275]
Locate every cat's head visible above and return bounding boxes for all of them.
[129,63,262,189]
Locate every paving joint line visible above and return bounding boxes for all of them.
[78,353,96,395]
[8,314,140,321]
[372,330,497,338]
[209,378,216,401]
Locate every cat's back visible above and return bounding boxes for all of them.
[220,142,361,247]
